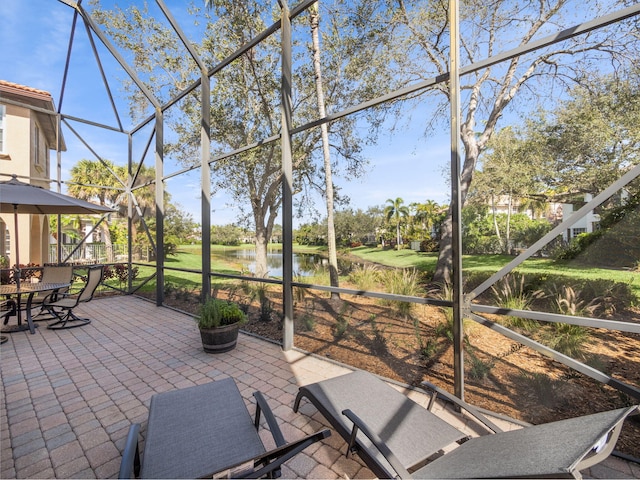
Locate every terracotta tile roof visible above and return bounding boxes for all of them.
[0,80,52,101]
[0,79,65,150]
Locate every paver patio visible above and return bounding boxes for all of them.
[1,295,637,479]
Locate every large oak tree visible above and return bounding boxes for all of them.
[90,0,391,278]
[371,0,639,282]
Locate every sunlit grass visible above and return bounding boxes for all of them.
[347,249,639,300]
[348,246,438,270]
[131,245,640,303]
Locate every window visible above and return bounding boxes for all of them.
[572,228,586,237]
[34,124,40,165]
[0,105,5,153]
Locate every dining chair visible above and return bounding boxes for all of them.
[29,265,74,320]
[42,265,103,330]
[0,299,17,342]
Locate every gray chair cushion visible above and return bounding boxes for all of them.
[141,378,265,479]
[414,406,638,479]
[296,370,465,477]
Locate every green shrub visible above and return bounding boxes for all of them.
[334,315,349,338]
[419,238,439,252]
[556,192,640,268]
[293,274,308,305]
[435,316,454,342]
[491,273,543,331]
[197,298,247,328]
[538,277,634,314]
[435,285,454,340]
[380,268,421,317]
[348,264,381,291]
[370,319,388,355]
[580,279,634,313]
[462,271,493,292]
[550,285,599,317]
[299,301,316,332]
[555,232,598,261]
[466,349,495,381]
[414,319,436,359]
[429,282,472,342]
[542,322,591,359]
[531,285,594,359]
[419,337,439,360]
[309,264,331,287]
[300,314,315,332]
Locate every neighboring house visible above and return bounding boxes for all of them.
[0,80,66,267]
[486,193,600,243]
[488,194,550,220]
[489,193,600,248]
[560,193,601,242]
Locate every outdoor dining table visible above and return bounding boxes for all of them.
[0,282,70,334]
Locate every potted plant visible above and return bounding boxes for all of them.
[196,298,247,353]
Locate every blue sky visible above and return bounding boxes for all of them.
[1,0,452,226]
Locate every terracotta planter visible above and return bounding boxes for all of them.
[199,323,240,354]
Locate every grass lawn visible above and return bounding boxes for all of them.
[346,246,640,300]
[165,247,244,274]
[347,246,438,270]
[126,244,639,301]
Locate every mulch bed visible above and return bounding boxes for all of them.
[154,284,640,459]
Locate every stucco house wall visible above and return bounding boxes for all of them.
[0,80,65,267]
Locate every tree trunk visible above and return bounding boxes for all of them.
[253,198,279,279]
[434,211,453,284]
[491,194,504,253]
[434,135,480,283]
[254,226,269,278]
[310,5,340,299]
[506,192,513,254]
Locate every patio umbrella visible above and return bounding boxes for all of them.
[0,175,115,284]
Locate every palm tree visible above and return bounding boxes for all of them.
[412,200,440,238]
[518,194,549,220]
[68,159,123,262]
[124,162,157,243]
[384,197,409,251]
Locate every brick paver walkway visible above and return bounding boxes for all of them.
[1,295,638,479]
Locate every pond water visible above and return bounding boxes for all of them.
[215,248,354,277]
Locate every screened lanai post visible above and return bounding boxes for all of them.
[56,112,63,264]
[201,73,211,300]
[449,0,465,400]
[128,134,134,292]
[280,0,294,351]
[155,109,164,306]
[155,0,211,299]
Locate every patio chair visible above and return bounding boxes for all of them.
[28,265,74,320]
[119,378,331,479]
[1,299,17,342]
[1,298,17,325]
[41,265,103,330]
[294,370,638,479]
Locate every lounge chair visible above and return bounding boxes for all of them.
[119,378,330,479]
[294,370,638,479]
[41,265,103,330]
